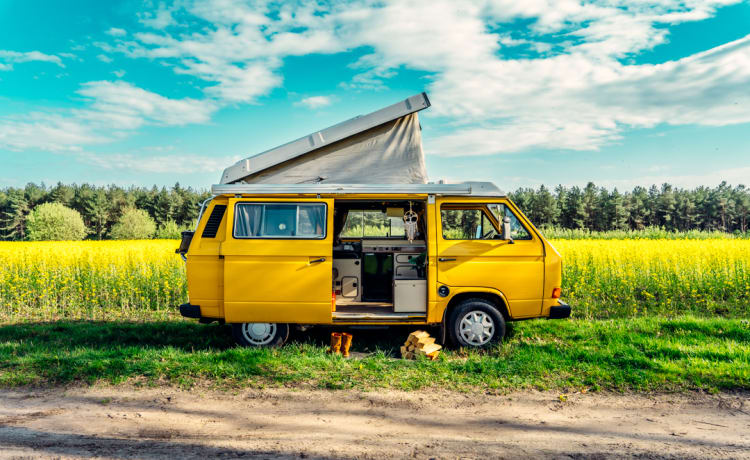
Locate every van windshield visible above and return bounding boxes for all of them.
[341,210,406,238]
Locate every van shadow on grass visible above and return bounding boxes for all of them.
[0,319,518,356]
[0,320,452,387]
[0,321,236,353]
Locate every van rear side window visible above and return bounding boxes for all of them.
[234,203,326,239]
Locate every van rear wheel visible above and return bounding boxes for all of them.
[448,299,505,348]
[231,322,289,347]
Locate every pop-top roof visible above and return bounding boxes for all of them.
[220,93,431,184]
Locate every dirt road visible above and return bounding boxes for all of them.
[0,386,748,459]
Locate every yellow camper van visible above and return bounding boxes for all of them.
[176,93,570,348]
[177,182,570,348]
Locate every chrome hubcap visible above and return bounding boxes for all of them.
[459,311,494,346]
[241,323,277,346]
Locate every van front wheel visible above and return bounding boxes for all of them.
[232,322,289,347]
[448,299,505,348]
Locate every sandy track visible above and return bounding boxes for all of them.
[0,387,748,459]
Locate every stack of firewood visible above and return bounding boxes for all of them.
[400,330,441,360]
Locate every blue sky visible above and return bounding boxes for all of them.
[1,0,749,191]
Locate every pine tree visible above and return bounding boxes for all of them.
[582,182,598,230]
[531,185,558,228]
[1,189,30,240]
[608,188,629,230]
[564,186,586,229]
[86,190,111,240]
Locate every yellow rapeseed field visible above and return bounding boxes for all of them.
[0,239,748,321]
[552,239,750,318]
[0,240,185,321]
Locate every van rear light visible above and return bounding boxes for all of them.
[552,287,561,299]
[332,291,336,312]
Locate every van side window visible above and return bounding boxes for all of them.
[341,210,407,238]
[441,207,499,240]
[234,203,326,239]
[487,204,531,240]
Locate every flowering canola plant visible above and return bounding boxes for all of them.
[0,239,748,321]
[552,239,750,318]
[0,240,185,321]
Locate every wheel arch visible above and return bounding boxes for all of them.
[443,291,510,322]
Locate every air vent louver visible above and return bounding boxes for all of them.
[201,205,226,238]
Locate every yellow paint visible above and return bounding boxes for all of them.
[185,193,563,325]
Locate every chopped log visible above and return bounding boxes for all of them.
[409,330,430,340]
[417,343,442,355]
[415,337,436,348]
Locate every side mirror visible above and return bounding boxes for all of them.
[502,216,514,244]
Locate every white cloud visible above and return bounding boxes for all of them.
[76,80,216,128]
[424,33,750,156]
[113,69,126,78]
[106,27,127,37]
[77,151,241,174]
[0,49,64,70]
[0,113,104,152]
[100,0,750,159]
[7,0,750,163]
[296,96,332,109]
[110,1,344,104]
[317,0,750,157]
[0,81,216,151]
[138,2,177,29]
[96,54,113,63]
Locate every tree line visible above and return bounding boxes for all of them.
[0,183,210,240]
[1,181,748,240]
[509,182,750,234]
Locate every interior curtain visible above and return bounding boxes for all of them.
[299,205,325,236]
[333,208,349,242]
[236,204,262,236]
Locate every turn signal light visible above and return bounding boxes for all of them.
[552,287,561,299]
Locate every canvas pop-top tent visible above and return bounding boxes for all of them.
[219,93,431,185]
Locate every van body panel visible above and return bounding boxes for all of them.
[435,197,545,318]
[221,197,334,324]
[541,238,563,316]
[185,198,228,318]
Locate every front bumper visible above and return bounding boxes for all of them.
[548,300,571,319]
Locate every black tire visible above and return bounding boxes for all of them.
[231,322,290,347]
[447,298,506,348]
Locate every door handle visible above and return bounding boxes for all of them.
[309,257,326,264]
[439,257,457,262]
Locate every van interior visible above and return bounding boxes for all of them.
[332,199,427,321]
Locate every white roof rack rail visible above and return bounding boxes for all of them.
[211,182,503,197]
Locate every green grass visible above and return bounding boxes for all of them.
[1,316,748,392]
